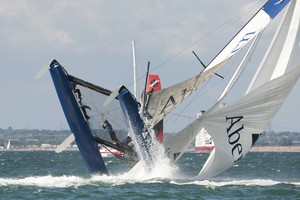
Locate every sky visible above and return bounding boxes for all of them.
[1,0,300,132]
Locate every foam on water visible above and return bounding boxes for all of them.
[1,175,299,189]
[0,141,181,188]
[111,140,179,181]
[0,175,89,188]
[118,131,180,180]
[170,179,300,188]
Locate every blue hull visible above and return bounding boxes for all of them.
[49,60,108,175]
[118,87,155,170]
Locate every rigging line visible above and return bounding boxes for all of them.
[124,1,265,89]
[171,40,252,122]
[149,0,265,73]
[167,112,195,121]
[78,89,125,130]
[171,80,211,123]
[171,69,231,123]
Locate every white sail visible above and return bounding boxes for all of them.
[145,0,291,128]
[6,140,11,150]
[247,0,300,94]
[165,118,203,162]
[196,0,300,179]
[164,0,292,163]
[217,33,262,102]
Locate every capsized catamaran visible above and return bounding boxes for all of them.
[165,0,300,179]
[47,0,294,176]
[49,59,164,174]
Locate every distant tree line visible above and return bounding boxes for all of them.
[0,127,299,147]
[0,127,71,147]
[255,131,300,146]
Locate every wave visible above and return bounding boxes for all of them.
[0,174,171,188]
[1,175,299,188]
[0,175,89,188]
[170,179,300,187]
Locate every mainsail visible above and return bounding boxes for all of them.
[196,0,300,179]
[144,0,291,129]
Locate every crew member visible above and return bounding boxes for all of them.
[101,120,120,144]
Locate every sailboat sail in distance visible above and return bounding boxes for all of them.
[6,140,11,150]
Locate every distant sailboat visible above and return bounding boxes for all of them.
[6,140,11,150]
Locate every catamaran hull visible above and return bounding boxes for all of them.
[49,60,108,175]
[118,86,156,170]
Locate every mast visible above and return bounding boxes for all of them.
[132,40,137,98]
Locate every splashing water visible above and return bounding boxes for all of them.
[124,136,179,181]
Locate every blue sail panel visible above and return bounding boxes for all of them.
[118,87,155,170]
[263,0,292,19]
[49,60,108,175]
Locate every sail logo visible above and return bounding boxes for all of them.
[160,87,194,115]
[149,79,159,89]
[231,31,256,54]
[136,129,155,167]
[274,0,284,5]
[141,130,153,149]
[226,115,244,163]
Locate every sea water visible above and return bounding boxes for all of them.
[0,151,299,199]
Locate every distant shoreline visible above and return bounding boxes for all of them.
[250,146,300,152]
[2,146,300,152]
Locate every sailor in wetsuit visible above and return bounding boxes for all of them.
[101,119,120,144]
[101,119,137,163]
[101,119,132,146]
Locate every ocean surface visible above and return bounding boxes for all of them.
[0,151,299,200]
